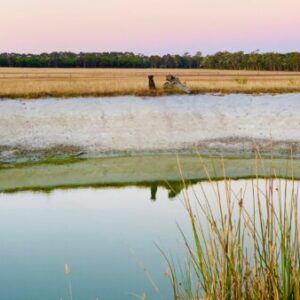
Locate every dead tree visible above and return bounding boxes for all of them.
[148,75,156,90]
[163,74,190,93]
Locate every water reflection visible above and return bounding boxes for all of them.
[0,178,298,299]
[1,155,299,193]
[150,182,184,201]
[150,184,157,200]
[0,186,191,300]
[1,154,300,299]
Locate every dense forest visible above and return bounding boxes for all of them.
[1,51,300,71]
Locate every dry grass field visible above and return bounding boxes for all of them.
[1,68,300,98]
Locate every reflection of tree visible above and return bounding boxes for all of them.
[150,184,158,201]
[148,180,196,201]
[167,182,185,199]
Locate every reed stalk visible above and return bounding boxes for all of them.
[164,156,300,300]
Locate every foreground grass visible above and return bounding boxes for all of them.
[1,68,300,98]
[164,158,300,300]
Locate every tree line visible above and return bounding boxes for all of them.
[0,51,300,71]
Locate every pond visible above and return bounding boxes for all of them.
[0,153,299,299]
[0,177,298,300]
[0,186,188,300]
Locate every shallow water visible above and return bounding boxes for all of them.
[0,186,190,300]
[0,178,298,300]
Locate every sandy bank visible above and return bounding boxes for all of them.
[0,94,300,159]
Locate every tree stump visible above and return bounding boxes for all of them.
[148,75,156,90]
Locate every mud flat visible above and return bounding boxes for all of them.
[0,94,300,160]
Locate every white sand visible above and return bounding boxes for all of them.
[0,94,299,155]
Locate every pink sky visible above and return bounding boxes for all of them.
[1,0,299,54]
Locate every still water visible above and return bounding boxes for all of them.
[0,186,192,300]
[0,177,298,300]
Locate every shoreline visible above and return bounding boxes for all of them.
[1,142,300,165]
[2,89,300,100]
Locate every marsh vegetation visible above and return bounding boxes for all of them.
[1,68,300,98]
[164,161,300,299]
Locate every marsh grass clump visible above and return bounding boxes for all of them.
[289,78,295,85]
[164,158,300,300]
[235,78,248,84]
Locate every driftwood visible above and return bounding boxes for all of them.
[163,74,190,93]
[148,75,156,90]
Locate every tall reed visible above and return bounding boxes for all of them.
[165,157,300,300]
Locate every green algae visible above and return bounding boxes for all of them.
[0,154,299,193]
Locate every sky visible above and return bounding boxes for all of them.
[1,0,300,55]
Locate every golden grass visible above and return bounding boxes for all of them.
[1,68,300,98]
